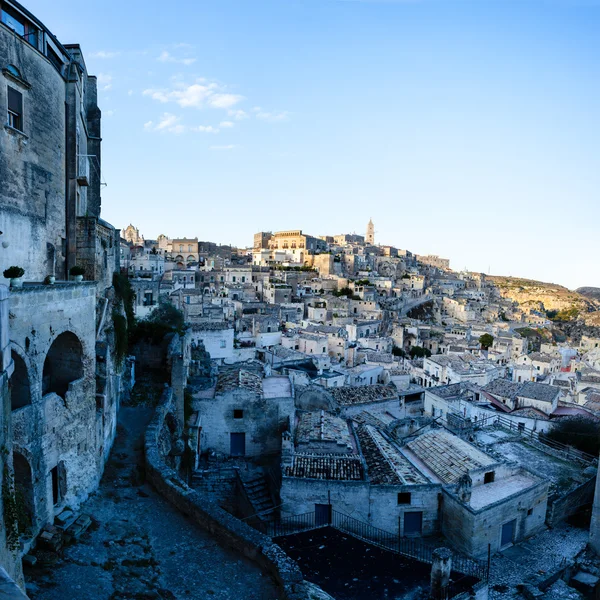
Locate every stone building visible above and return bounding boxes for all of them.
[191,366,294,458]
[0,2,123,587]
[267,230,328,257]
[123,224,144,247]
[280,409,548,557]
[170,238,199,267]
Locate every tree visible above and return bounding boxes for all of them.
[392,345,406,358]
[409,346,431,359]
[544,417,600,456]
[479,333,494,350]
[148,299,185,333]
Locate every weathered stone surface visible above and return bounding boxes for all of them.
[25,405,279,599]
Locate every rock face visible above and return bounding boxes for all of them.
[577,287,600,302]
[489,276,600,314]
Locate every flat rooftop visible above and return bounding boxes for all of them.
[469,473,539,510]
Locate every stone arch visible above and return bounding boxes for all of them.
[296,386,335,412]
[10,350,31,410]
[13,452,34,533]
[42,331,84,398]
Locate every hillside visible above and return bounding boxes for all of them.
[577,287,600,302]
[488,276,599,314]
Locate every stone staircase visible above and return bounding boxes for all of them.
[240,474,275,521]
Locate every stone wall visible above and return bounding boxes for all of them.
[7,283,106,543]
[0,25,67,282]
[442,478,548,558]
[193,390,293,458]
[144,388,322,600]
[547,476,596,527]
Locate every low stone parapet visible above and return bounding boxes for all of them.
[144,387,328,600]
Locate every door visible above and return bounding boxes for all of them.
[501,519,516,547]
[230,432,246,456]
[315,503,332,526]
[404,511,423,536]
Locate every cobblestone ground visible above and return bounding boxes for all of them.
[488,524,589,599]
[25,407,279,600]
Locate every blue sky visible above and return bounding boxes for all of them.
[26,0,600,289]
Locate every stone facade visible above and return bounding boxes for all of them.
[0,3,123,589]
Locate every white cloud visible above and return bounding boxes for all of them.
[253,107,290,122]
[127,89,134,96]
[228,109,248,121]
[143,80,244,110]
[157,51,196,66]
[210,144,238,150]
[97,73,113,92]
[144,113,185,134]
[219,121,234,128]
[90,50,120,59]
[104,110,115,117]
[192,125,220,134]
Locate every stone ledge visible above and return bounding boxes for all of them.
[144,387,325,600]
[0,567,28,600]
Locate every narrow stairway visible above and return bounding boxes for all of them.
[241,474,275,522]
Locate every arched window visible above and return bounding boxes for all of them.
[42,332,84,398]
[10,350,31,410]
[6,64,21,78]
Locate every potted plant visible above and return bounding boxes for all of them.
[43,275,55,285]
[3,266,24,288]
[69,265,85,282]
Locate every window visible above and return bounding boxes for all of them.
[220,340,226,348]
[47,46,63,73]
[7,86,22,131]
[398,492,412,505]
[233,409,244,419]
[527,508,533,516]
[484,471,495,484]
[1,6,38,47]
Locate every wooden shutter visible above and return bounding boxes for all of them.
[8,87,22,115]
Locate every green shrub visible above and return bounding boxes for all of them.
[3,266,24,279]
[69,265,85,276]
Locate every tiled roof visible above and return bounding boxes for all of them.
[191,321,231,331]
[356,426,428,485]
[330,385,398,406]
[518,382,559,403]
[295,411,353,451]
[405,430,495,484]
[215,368,263,395]
[284,453,364,481]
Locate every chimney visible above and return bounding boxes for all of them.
[429,548,453,600]
[456,473,472,504]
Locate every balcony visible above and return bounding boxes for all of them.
[77,154,90,186]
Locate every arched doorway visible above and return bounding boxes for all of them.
[42,332,84,398]
[10,351,31,410]
[13,452,34,535]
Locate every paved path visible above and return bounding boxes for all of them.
[26,407,278,600]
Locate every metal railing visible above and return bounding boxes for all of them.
[447,412,596,465]
[269,509,489,582]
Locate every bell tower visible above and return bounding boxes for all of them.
[366,218,375,245]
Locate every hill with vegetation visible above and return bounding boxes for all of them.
[489,276,600,315]
[577,287,600,302]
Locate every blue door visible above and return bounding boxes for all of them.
[404,511,423,536]
[315,503,332,526]
[501,519,515,547]
[230,432,245,456]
